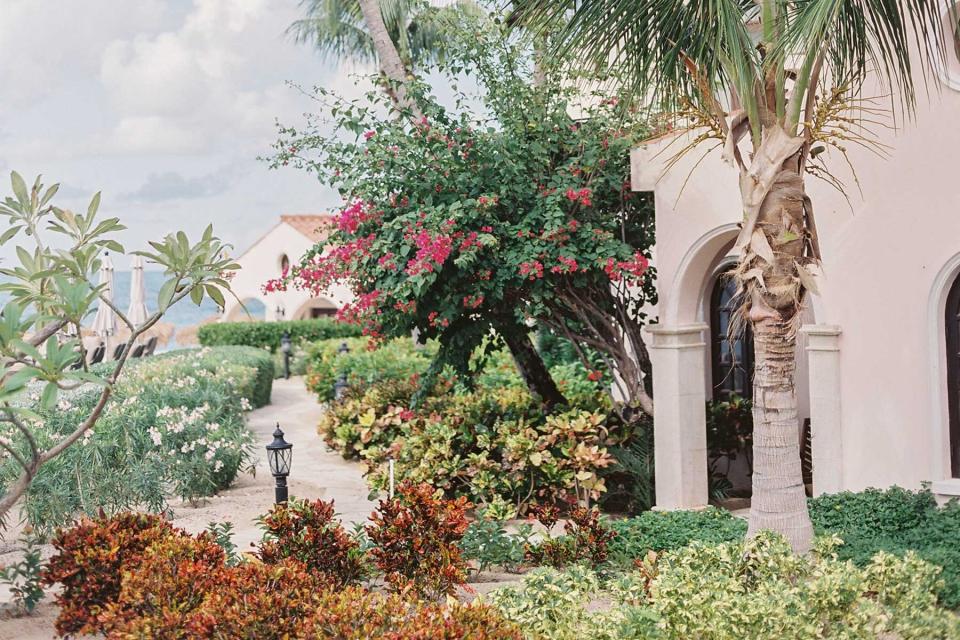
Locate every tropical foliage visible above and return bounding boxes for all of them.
[0,171,237,523]
[513,0,956,551]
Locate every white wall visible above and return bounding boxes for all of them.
[222,222,353,323]
[633,65,960,493]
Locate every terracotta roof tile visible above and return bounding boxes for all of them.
[280,214,331,242]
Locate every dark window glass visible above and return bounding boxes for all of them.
[945,273,960,476]
[710,272,754,401]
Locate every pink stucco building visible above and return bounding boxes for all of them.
[632,36,960,508]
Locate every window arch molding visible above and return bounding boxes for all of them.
[927,252,960,480]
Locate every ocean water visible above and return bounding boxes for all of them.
[2,271,265,349]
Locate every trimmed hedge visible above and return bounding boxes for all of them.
[198,318,360,352]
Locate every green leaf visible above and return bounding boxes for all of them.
[10,171,29,207]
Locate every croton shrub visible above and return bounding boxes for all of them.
[43,488,508,638]
[319,372,624,513]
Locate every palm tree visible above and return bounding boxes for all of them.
[514,0,954,552]
[289,0,473,70]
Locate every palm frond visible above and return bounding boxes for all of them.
[780,0,951,120]
[288,0,377,64]
[511,0,763,121]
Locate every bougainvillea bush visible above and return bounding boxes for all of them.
[3,347,263,533]
[269,16,656,418]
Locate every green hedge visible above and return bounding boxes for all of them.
[198,319,360,352]
[809,487,960,609]
[605,507,748,567]
[303,337,435,402]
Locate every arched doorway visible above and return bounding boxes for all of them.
[945,273,960,477]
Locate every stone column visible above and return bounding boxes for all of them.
[646,324,709,509]
[800,324,843,496]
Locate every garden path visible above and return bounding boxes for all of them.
[164,375,378,550]
[0,376,377,639]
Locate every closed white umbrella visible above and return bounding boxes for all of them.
[127,255,149,328]
[91,253,118,341]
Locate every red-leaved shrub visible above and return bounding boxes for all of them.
[302,587,523,639]
[257,497,366,586]
[525,505,616,568]
[366,482,471,599]
[100,532,227,636]
[43,512,179,636]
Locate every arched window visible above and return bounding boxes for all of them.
[945,274,960,476]
[280,253,290,275]
[710,271,754,401]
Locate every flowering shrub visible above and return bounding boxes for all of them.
[269,18,656,417]
[366,482,471,599]
[42,512,179,636]
[257,497,367,587]
[5,347,263,532]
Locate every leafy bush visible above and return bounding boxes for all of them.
[0,528,46,614]
[8,347,261,532]
[304,336,435,401]
[810,487,960,608]
[43,512,179,636]
[366,482,471,599]
[526,505,617,569]
[648,533,960,639]
[99,531,227,635]
[460,513,534,574]
[257,497,367,587]
[44,510,520,639]
[605,507,747,568]
[321,374,619,511]
[198,317,360,352]
[486,565,641,640]
[490,535,960,640]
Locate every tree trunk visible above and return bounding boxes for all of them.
[500,328,568,411]
[732,132,816,553]
[745,314,813,552]
[356,0,424,119]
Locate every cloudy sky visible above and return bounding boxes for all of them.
[0,0,375,266]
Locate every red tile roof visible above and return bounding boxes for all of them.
[281,214,331,242]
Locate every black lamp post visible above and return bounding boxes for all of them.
[332,341,351,400]
[280,331,292,379]
[266,424,292,504]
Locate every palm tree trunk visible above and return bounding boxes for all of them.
[356,0,424,119]
[733,133,816,553]
[746,314,813,552]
